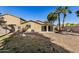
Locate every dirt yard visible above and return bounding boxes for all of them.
[1,32,79,53]
[0,32,70,53]
[41,32,79,53]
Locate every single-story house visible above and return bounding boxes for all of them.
[21,20,54,32]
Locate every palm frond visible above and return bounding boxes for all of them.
[47,12,57,23]
[76,10,79,15]
[68,10,72,14]
[65,6,68,9]
[77,15,79,17]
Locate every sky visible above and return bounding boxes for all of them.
[0,6,79,24]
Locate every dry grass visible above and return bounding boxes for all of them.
[0,32,70,53]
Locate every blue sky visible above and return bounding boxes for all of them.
[0,6,79,24]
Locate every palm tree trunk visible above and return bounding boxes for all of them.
[62,19,65,28]
[62,14,66,29]
[58,13,61,31]
[52,21,54,32]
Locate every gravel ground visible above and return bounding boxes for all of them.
[41,32,79,53]
[0,32,70,53]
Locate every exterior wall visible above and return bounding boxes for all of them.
[21,21,54,32]
[21,22,42,32]
[40,25,54,32]
[3,14,21,26]
[20,19,25,24]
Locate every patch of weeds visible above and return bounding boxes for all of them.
[3,38,11,45]
[10,47,19,53]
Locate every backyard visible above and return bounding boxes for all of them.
[0,31,79,53]
[0,32,70,53]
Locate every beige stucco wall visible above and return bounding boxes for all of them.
[3,14,21,26]
[20,20,24,24]
[21,21,42,32]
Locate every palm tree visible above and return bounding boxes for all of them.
[55,7,72,31]
[47,12,58,31]
[47,12,57,24]
[61,7,72,28]
[55,7,62,31]
[47,7,72,32]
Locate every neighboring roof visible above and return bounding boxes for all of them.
[21,20,52,25]
[20,18,26,21]
[3,14,26,21]
[21,20,43,25]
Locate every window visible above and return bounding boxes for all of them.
[26,25,31,28]
[41,26,47,31]
[48,25,53,31]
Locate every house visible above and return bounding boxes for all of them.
[21,20,54,32]
[2,14,54,33]
[0,14,26,36]
[2,14,26,26]
[0,14,54,36]
[2,14,26,31]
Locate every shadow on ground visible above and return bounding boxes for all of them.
[0,32,71,53]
